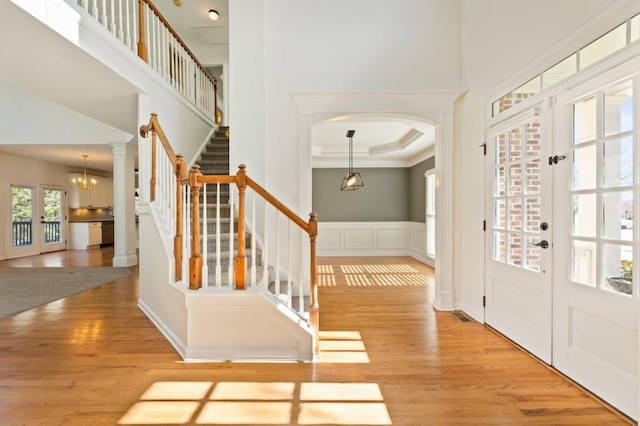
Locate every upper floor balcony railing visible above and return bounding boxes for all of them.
[72,0,220,122]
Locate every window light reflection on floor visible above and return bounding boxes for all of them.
[118,381,391,425]
[318,264,428,287]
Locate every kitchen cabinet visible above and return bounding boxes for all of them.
[69,222,102,249]
[70,175,114,208]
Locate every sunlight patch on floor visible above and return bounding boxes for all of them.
[318,264,428,287]
[316,330,369,364]
[118,381,391,425]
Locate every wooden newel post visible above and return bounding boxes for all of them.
[174,154,187,282]
[137,0,148,62]
[308,212,320,357]
[188,165,203,290]
[235,164,247,290]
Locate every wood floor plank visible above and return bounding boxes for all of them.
[0,249,632,425]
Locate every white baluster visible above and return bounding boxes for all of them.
[183,185,189,283]
[202,183,208,288]
[250,191,256,286]
[287,221,292,307]
[124,0,131,49]
[275,212,280,299]
[228,185,234,287]
[263,200,269,287]
[91,0,98,19]
[80,0,88,12]
[298,230,304,313]
[116,0,124,41]
[100,0,107,25]
[215,183,221,287]
[109,0,116,34]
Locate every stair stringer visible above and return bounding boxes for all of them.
[183,288,313,361]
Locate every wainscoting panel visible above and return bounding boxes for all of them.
[318,222,432,266]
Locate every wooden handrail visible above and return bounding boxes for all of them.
[140,0,217,90]
[140,114,318,354]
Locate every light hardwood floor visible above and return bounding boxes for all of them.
[0,248,632,425]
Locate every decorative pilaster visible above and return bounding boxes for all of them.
[434,112,454,311]
[111,141,138,267]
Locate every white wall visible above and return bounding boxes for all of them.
[230,0,463,210]
[0,153,70,260]
[455,0,635,320]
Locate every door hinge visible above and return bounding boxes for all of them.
[483,220,486,231]
[479,142,487,156]
[548,155,566,165]
[482,296,486,307]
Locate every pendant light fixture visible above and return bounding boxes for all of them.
[72,155,97,190]
[341,130,364,191]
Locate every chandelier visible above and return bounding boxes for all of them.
[340,130,364,191]
[72,155,97,190]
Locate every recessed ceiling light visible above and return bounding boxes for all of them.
[208,9,219,20]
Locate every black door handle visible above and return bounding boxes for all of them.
[530,240,549,249]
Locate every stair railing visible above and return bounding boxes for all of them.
[71,0,220,123]
[140,114,320,355]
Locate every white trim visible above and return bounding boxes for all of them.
[317,221,432,266]
[484,0,640,121]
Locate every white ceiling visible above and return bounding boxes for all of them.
[0,0,435,172]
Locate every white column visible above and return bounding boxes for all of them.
[111,141,138,267]
[298,112,313,218]
[434,112,454,311]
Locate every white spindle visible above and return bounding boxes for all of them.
[116,0,124,42]
[263,200,269,287]
[124,0,131,49]
[202,183,208,288]
[109,0,116,34]
[100,0,107,25]
[183,186,189,283]
[287,221,292,307]
[90,0,98,19]
[215,183,222,287]
[228,186,234,287]
[250,191,256,286]
[275,212,280,299]
[80,0,88,11]
[298,230,304,313]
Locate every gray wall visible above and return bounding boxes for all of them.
[409,157,436,223]
[312,156,435,222]
[312,168,410,222]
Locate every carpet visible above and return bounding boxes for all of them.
[0,267,132,319]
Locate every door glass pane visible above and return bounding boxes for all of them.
[525,236,541,272]
[573,96,597,144]
[542,54,577,89]
[603,191,633,241]
[602,244,632,295]
[572,194,597,238]
[12,187,33,247]
[494,166,506,196]
[509,128,522,161]
[573,145,597,190]
[494,232,506,262]
[496,134,507,164]
[525,159,541,194]
[603,137,633,188]
[579,24,627,69]
[43,189,63,244]
[572,240,597,287]
[525,121,541,156]
[494,199,505,229]
[508,233,522,267]
[508,198,522,231]
[508,163,522,195]
[604,86,633,136]
[525,197,541,232]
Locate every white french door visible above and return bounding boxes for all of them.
[484,108,554,363]
[553,64,639,420]
[39,185,66,253]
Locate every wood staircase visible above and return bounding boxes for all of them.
[195,127,264,287]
